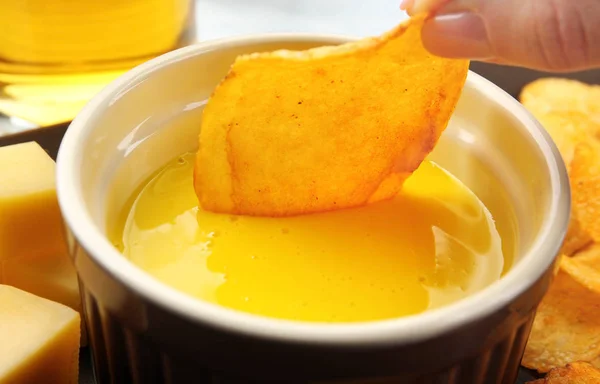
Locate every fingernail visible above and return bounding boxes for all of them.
[423,12,493,59]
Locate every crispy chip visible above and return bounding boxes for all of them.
[520,80,600,254]
[527,362,600,383]
[519,94,600,255]
[551,254,564,276]
[562,243,600,293]
[522,263,600,373]
[520,78,600,128]
[530,112,599,255]
[570,141,600,244]
[194,15,469,216]
[562,219,593,257]
[533,111,597,166]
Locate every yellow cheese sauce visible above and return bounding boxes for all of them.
[113,153,505,322]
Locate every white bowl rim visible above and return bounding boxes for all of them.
[56,32,570,347]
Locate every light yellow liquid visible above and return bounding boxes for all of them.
[113,153,505,322]
[0,0,195,128]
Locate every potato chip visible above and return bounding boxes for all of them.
[562,219,593,257]
[528,112,599,255]
[520,78,600,128]
[194,14,469,216]
[522,263,600,373]
[520,106,600,255]
[570,141,600,244]
[573,243,600,265]
[533,111,598,166]
[520,84,600,254]
[562,243,600,293]
[527,362,600,383]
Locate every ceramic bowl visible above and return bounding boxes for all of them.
[56,35,570,383]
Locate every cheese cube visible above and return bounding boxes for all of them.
[0,142,84,344]
[0,142,67,261]
[1,253,80,311]
[0,285,80,383]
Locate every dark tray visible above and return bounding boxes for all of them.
[4,61,597,383]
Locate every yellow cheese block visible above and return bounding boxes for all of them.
[0,141,85,343]
[0,142,68,262]
[0,285,80,384]
[1,253,80,311]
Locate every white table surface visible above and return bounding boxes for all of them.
[195,0,408,40]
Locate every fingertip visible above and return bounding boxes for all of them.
[421,13,493,60]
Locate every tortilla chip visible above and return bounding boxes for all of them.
[520,78,600,128]
[570,141,600,244]
[522,264,600,373]
[562,243,600,293]
[194,14,469,216]
[526,362,600,383]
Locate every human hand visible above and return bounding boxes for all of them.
[400,0,600,72]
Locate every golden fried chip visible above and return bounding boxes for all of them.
[562,218,593,257]
[570,141,600,244]
[551,254,564,276]
[534,111,597,166]
[194,15,469,216]
[532,112,598,254]
[520,78,600,128]
[531,112,600,254]
[527,362,600,383]
[562,243,600,293]
[522,264,600,373]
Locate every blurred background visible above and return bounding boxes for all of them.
[0,0,406,136]
[195,0,404,39]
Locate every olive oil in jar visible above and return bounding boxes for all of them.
[0,0,195,129]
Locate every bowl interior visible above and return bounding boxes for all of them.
[94,43,551,270]
[57,35,569,342]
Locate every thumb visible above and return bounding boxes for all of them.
[402,0,600,72]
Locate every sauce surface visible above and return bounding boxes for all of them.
[114,153,504,322]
